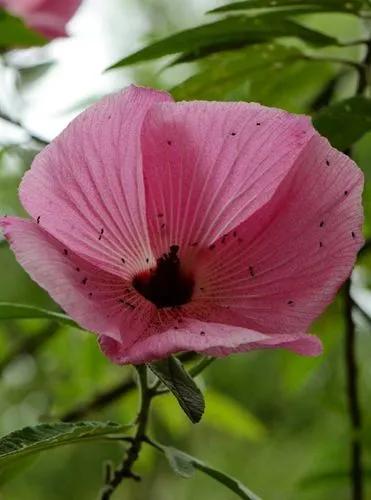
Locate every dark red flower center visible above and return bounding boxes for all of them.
[132,245,194,308]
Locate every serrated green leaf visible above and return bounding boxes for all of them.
[0,9,46,49]
[0,421,130,468]
[209,0,363,15]
[0,302,79,328]
[149,356,205,423]
[107,15,336,70]
[313,96,371,150]
[150,441,261,500]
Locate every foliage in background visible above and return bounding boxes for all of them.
[1,0,371,498]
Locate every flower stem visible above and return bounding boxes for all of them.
[344,279,363,500]
[99,365,152,500]
[342,29,371,500]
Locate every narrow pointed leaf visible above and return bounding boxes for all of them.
[150,441,261,500]
[0,302,78,328]
[107,16,336,69]
[209,0,363,14]
[149,356,205,423]
[313,96,371,150]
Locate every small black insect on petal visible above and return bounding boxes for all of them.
[98,228,104,241]
[319,241,324,248]
[88,292,93,298]
[288,300,294,305]
[167,140,172,146]
[82,277,88,285]
[326,160,330,166]
[256,122,261,126]
[320,221,324,228]
[344,190,349,196]
[36,216,40,224]
[75,267,80,272]
[230,132,237,136]
[200,331,206,336]
[249,266,255,277]
[63,249,68,256]
[121,258,126,264]
[351,231,356,239]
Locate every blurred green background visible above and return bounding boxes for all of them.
[1,0,371,499]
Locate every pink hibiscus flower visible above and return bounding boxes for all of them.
[0,0,82,38]
[0,86,364,364]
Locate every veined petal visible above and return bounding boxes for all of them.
[100,318,322,365]
[20,86,173,278]
[140,100,314,258]
[194,134,363,334]
[0,217,153,344]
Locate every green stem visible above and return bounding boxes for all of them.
[0,109,49,146]
[342,29,370,500]
[99,365,153,500]
[344,280,363,500]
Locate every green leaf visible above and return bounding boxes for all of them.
[0,421,130,468]
[107,15,336,69]
[313,96,371,150]
[164,446,195,478]
[0,302,79,328]
[172,43,301,100]
[172,44,336,114]
[149,441,261,500]
[247,59,336,113]
[209,0,363,15]
[0,9,46,49]
[149,356,205,423]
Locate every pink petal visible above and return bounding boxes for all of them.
[0,217,153,345]
[1,0,82,38]
[20,86,173,278]
[99,318,322,365]
[193,133,363,334]
[140,100,315,258]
